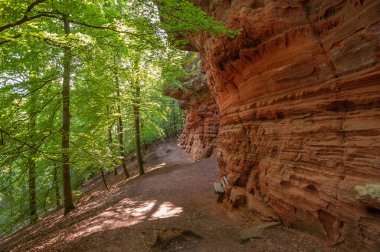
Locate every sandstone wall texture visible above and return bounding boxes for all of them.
[164,53,219,160]
[178,97,219,160]
[184,0,380,250]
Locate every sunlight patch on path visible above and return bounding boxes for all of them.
[147,162,167,172]
[65,198,183,242]
[150,202,183,220]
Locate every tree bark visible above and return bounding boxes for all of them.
[109,127,118,175]
[53,165,60,209]
[107,105,118,175]
[100,168,109,191]
[28,114,38,224]
[27,75,38,223]
[116,77,130,178]
[61,14,75,214]
[133,82,144,176]
[0,130,4,146]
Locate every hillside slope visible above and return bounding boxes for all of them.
[0,140,330,251]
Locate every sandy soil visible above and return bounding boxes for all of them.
[0,139,334,252]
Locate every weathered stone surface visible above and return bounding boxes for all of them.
[229,186,246,208]
[181,0,380,250]
[164,53,219,160]
[178,96,219,160]
[356,184,380,210]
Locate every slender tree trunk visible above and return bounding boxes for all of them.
[61,14,75,214]
[116,77,130,178]
[53,165,60,209]
[133,82,144,176]
[28,160,37,223]
[109,127,118,176]
[117,108,129,178]
[28,114,38,224]
[27,76,38,223]
[100,168,109,191]
[107,106,118,175]
[0,130,4,146]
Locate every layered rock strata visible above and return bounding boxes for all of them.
[182,0,380,250]
[164,53,219,160]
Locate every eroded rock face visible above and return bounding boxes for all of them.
[165,53,219,160]
[186,0,380,250]
[178,97,219,160]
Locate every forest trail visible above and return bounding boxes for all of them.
[0,139,330,252]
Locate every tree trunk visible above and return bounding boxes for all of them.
[116,77,130,178]
[61,14,75,214]
[107,106,118,175]
[133,82,144,176]
[0,130,4,146]
[100,168,109,191]
[27,74,38,223]
[109,127,118,176]
[53,165,60,209]
[28,114,38,224]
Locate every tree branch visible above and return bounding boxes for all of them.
[0,166,29,192]
[0,0,47,32]
[68,19,142,38]
[20,76,60,99]
[0,128,59,162]
[0,34,22,45]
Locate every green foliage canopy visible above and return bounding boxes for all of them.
[0,0,234,235]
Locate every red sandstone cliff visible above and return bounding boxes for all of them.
[164,53,219,160]
[173,0,380,250]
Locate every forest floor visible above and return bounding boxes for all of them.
[0,139,333,252]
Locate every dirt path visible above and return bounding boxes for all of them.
[0,140,331,252]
